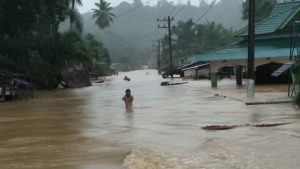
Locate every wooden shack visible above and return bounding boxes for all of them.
[0,67,33,101]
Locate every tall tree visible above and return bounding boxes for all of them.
[0,0,101,89]
[0,0,69,37]
[92,0,115,30]
[242,0,276,22]
[173,19,197,55]
[160,20,235,66]
[69,0,83,32]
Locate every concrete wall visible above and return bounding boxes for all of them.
[209,56,289,73]
[183,68,209,79]
[183,69,194,78]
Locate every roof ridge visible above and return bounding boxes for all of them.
[277,1,300,5]
[254,5,297,27]
[236,1,300,37]
[207,41,242,54]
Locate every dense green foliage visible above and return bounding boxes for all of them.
[159,19,235,66]
[242,0,276,22]
[83,0,246,70]
[0,0,111,89]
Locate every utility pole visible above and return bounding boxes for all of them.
[158,16,175,78]
[152,40,161,74]
[247,0,255,98]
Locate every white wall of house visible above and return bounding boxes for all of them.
[183,69,194,78]
[183,68,209,79]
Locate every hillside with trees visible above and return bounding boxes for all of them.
[81,0,246,70]
[0,0,279,89]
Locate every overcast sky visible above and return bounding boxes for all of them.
[78,0,217,13]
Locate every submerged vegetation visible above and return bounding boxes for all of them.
[0,0,112,89]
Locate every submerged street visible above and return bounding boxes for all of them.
[0,70,300,169]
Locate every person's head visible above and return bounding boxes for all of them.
[125,89,131,96]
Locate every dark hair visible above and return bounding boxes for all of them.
[125,89,131,93]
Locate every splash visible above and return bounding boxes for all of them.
[122,148,194,169]
[122,144,264,169]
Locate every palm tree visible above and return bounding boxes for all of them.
[92,0,115,30]
[72,0,82,8]
[69,0,83,32]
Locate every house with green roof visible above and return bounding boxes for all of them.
[188,1,300,85]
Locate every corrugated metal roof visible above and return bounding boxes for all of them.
[192,48,290,62]
[191,38,299,62]
[271,61,295,77]
[236,1,300,36]
[178,61,206,70]
[181,63,209,71]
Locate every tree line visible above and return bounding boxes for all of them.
[159,0,277,66]
[0,0,278,89]
[0,0,114,89]
[159,19,235,66]
[82,0,246,70]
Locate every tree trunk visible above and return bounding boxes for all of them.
[70,0,75,31]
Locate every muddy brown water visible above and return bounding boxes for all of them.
[0,70,300,169]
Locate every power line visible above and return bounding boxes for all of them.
[173,6,185,17]
[83,5,143,32]
[181,7,195,21]
[158,16,175,78]
[115,4,143,18]
[194,0,216,23]
[152,40,161,73]
[158,3,172,17]
[155,4,176,43]
[168,6,177,16]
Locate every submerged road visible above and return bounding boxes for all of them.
[0,70,300,169]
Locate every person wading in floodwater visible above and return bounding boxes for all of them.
[122,89,134,110]
[124,75,130,81]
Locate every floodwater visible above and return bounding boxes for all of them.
[0,70,300,169]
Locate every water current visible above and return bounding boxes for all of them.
[0,70,300,169]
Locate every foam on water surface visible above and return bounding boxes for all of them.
[123,139,264,169]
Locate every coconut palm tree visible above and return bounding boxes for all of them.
[69,0,83,32]
[92,0,115,30]
[72,0,82,8]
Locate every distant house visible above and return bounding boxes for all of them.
[0,67,33,101]
[180,62,210,79]
[188,1,300,85]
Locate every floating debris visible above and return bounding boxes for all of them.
[251,122,292,127]
[202,122,292,130]
[160,81,188,86]
[202,125,238,130]
[245,100,292,105]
